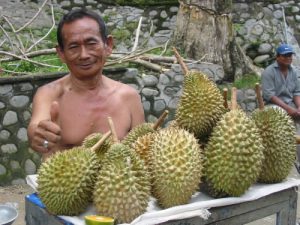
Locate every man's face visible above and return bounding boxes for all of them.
[57,17,112,79]
[277,53,293,67]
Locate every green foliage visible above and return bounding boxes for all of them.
[111,27,131,42]
[46,28,58,43]
[218,73,261,99]
[268,0,281,4]
[233,23,243,32]
[284,6,294,16]
[0,54,67,77]
[102,15,110,23]
[111,0,178,6]
[233,73,261,89]
[147,47,174,56]
[125,22,139,31]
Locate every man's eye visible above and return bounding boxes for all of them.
[68,45,78,49]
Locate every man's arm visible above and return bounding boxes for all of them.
[293,71,300,109]
[126,87,145,129]
[28,86,62,155]
[294,95,300,110]
[269,95,298,116]
[261,67,276,103]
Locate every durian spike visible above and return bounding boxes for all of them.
[90,130,112,152]
[108,117,119,143]
[223,88,228,109]
[153,110,169,130]
[172,47,189,75]
[231,87,238,110]
[255,83,265,110]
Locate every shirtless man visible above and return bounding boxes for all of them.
[27,9,145,159]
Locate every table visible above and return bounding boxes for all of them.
[25,186,298,225]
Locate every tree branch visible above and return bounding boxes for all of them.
[131,17,143,53]
[26,3,55,52]
[0,50,62,68]
[15,0,50,33]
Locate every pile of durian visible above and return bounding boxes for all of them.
[36,50,297,224]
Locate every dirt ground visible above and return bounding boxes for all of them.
[0,184,34,225]
[1,168,300,225]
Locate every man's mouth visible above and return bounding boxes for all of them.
[78,63,93,69]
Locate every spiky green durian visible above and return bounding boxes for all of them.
[204,109,264,197]
[122,123,155,148]
[38,147,99,215]
[82,132,113,159]
[175,71,225,138]
[93,143,151,223]
[150,127,203,208]
[200,177,228,198]
[132,133,154,168]
[252,107,296,183]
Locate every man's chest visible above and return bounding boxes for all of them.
[57,97,131,145]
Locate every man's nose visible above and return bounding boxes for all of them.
[79,46,89,58]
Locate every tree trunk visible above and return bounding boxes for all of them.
[173,0,261,81]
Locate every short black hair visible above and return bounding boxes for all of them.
[57,9,108,49]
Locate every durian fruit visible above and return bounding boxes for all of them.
[38,147,100,215]
[122,110,169,148]
[131,132,154,167]
[166,119,179,128]
[252,84,296,183]
[200,177,228,198]
[82,131,113,159]
[150,126,203,208]
[173,48,225,138]
[122,111,168,166]
[93,118,151,223]
[203,87,264,197]
[122,122,155,147]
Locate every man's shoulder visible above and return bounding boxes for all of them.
[105,76,139,96]
[36,75,68,97]
[262,63,277,75]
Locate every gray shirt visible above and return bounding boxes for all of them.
[261,61,300,104]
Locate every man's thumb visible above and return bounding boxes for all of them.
[50,101,59,124]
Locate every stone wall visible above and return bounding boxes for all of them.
[0,73,65,185]
[0,64,257,185]
[2,0,300,69]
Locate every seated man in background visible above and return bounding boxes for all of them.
[261,43,300,127]
[27,9,145,160]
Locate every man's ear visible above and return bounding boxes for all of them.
[56,45,66,63]
[105,35,113,56]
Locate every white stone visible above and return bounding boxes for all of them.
[1,144,18,154]
[25,159,36,175]
[3,111,18,126]
[0,164,6,175]
[17,128,28,142]
[10,160,21,170]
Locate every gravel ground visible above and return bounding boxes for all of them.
[0,184,34,225]
[1,168,300,225]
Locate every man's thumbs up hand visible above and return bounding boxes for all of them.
[50,101,60,124]
[33,101,62,156]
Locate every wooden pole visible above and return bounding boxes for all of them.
[91,131,112,152]
[255,83,265,110]
[231,87,237,110]
[172,47,189,75]
[153,110,169,130]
